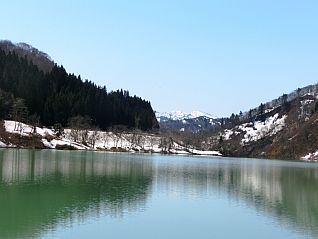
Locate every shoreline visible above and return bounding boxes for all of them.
[2,120,318,161]
[0,120,222,157]
[0,145,224,158]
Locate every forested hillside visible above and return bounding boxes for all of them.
[204,86,318,160]
[0,40,54,73]
[0,43,158,131]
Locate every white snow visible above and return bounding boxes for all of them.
[4,120,55,137]
[302,151,318,161]
[299,99,314,121]
[190,111,215,119]
[304,92,318,98]
[222,128,241,140]
[42,138,89,150]
[0,141,6,147]
[223,129,234,140]
[2,120,222,157]
[265,107,276,113]
[221,114,287,144]
[209,119,216,125]
[191,149,222,156]
[239,114,287,144]
[156,110,216,121]
[300,99,314,106]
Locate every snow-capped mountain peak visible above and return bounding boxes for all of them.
[189,111,216,119]
[156,110,220,132]
[156,110,216,121]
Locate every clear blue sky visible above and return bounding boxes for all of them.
[1,0,317,117]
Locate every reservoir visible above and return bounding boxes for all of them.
[0,149,317,239]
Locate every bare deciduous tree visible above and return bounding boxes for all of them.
[68,115,91,144]
[11,98,28,133]
[112,125,126,148]
[88,128,100,149]
[102,132,109,148]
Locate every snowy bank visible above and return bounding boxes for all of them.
[302,151,318,162]
[0,120,222,157]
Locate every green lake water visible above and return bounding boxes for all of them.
[0,149,318,238]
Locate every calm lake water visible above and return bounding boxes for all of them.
[0,149,318,238]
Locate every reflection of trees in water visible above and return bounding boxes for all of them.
[1,150,318,238]
[154,158,318,237]
[0,149,153,239]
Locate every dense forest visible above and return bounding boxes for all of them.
[0,46,158,131]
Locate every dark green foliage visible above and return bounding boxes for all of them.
[258,103,266,122]
[315,101,318,112]
[10,98,29,125]
[0,48,158,130]
[258,103,265,115]
[0,89,15,119]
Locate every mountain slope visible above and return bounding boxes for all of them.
[206,88,318,160]
[0,40,54,73]
[0,42,158,130]
[156,111,220,132]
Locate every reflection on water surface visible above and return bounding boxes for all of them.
[0,149,317,238]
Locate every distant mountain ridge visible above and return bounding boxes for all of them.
[156,110,216,121]
[237,83,318,122]
[157,84,318,160]
[156,110,220,133]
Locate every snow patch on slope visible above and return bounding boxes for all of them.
[221,114,287,144]
[240,114,287,144]
[301,99,314,106]
[0,141,7,147]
